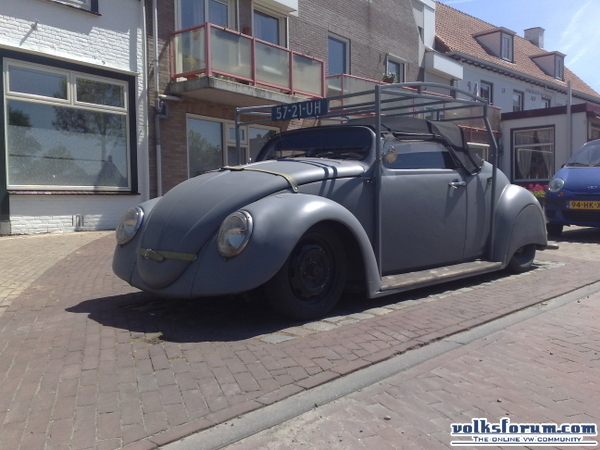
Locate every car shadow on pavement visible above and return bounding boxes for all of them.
[66,267,521,344]
[552,226,600,244]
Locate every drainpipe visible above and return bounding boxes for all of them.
[567,81,573,158]
[152,0,164,196]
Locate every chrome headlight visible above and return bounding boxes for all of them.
[217,211,253,258]
[116,206,144,245]
[547,178,565,193]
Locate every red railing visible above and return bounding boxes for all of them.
[170,23,325,98]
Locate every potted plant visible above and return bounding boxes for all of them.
[526,183,548,206]
[382,72,397,83]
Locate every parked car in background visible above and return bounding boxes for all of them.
[545,139,600,237]
[113,83,549,320]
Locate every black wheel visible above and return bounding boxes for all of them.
[506,244,536,274]
[546,223,563,237]
[265,225,347,320]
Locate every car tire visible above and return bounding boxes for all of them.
[506,244,536,274]
[546,223,563,237]
[265,225,347,320]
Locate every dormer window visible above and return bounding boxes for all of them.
[473,27,516,63]
[531,51,566,80]
[501,33,513,61]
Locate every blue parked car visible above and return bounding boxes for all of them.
[545,139,600,236]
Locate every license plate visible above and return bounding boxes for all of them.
[569,200,600,209]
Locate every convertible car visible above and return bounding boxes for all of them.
[113,83,549,320]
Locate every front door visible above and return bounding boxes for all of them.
[380,140,468,274]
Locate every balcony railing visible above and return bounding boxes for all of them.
[170,23,325,98]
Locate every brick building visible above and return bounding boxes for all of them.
[147,0,421,196]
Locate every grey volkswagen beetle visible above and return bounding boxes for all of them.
[113,83,549,320]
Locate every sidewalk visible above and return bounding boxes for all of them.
[0,230,599,450]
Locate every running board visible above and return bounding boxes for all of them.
[380,260,503,293]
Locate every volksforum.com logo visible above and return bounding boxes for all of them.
[450,418,598,446]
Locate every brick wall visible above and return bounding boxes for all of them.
[149,0,420,195]
[290,0,420,82]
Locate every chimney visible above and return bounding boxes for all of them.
[524,27,545,48]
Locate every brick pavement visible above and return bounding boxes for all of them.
[221,284,600,450]
[0,230,599,450]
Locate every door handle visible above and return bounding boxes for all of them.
[449,180,467,188]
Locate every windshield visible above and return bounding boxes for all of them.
[256,126,372,161]
[566,140,600,167]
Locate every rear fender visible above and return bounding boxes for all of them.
[189,193,381,296]
[491,185,547,264]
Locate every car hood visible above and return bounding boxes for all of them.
[556,166,600,194]
[137,159,366,289]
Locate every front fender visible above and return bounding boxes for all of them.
[188,192,381,296]
[491,185,547,264]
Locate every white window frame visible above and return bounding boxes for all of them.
[501,33,513,61]
[252,5,288,47]
[554,56,564,80]
[175,0,237,31]
[186,115,278,176]
[4,59,130,191]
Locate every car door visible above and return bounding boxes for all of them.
[380,140,468,274]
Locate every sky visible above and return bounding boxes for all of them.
[436,0,600,95]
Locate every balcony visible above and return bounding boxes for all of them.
[169,23,325,106]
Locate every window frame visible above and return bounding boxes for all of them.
[554,56,564,80]
[327,34,350,76]
[512,126,555,182]
[3,58,132,192]
[386,58,405,83]
[186,114,278,176]
[252,6,287,47]
[512,90,524,112]
[541,97,551,108]
[501,32,513,62]
[175,0,237,31]
[44,0,99,13]
[479,81,493,105]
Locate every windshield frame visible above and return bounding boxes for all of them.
[255,125,374,162]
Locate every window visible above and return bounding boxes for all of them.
[5,60,130,191]
[479,81,493,104]
[187,116,277,176]
[512,90,524,112]
[328,34,349,76]
[177,0,235,30]
[501,33,513,61]
[590,123,600,141]
[555,56,564,80]
[468,143,490,162]
[253,8,286,46]
[383,140,456,170]
[49,0,98,13]
[513,127,554,181]
[386,59,405,83]
[541,97,551,108]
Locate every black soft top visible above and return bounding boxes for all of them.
[346,116,483,174]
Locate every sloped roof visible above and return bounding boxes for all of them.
[435,2,600,100]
